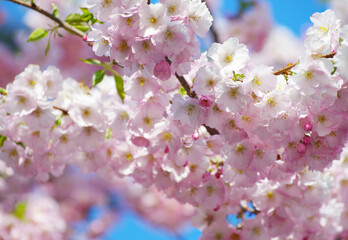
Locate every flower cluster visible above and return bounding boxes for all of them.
[86,0,213,76]
[1,0,348,239]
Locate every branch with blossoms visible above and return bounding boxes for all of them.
[4,0,337,140]
[5,0,86,38]
[2,1,348,240]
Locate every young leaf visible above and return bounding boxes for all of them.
[93,69,105,86]
[27,28,48,42]
[12,201,27,221]
[14,141,25,149]
[52,3,59,18]
[105,128,112,140]
[80,8,97,23]
[0,135,7,148]
[79,58,103,66]
[114,75,125,103]
[65,13,83,24]
[0,87,7,95]
[73,25,90,32]
[178,86,187,96]
[45,38,50,56]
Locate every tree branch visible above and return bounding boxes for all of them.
[52,106,69,115]
[5,0,86,38]
[273,52,336,75]
[273,63,298,76]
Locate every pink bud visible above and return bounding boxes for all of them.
[202,172,210,179]
[164,146,169,153]
[215,169,222,179]
[130,135,150,147]
[213,205,221,211]
[199,96,212,108]
[192,131,200,140]
[303,122,313,132]
[83,35,87,41]
[297,142,307,154]
[303,135,311,145]
[154,60,171,81]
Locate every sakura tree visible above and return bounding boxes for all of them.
[1,0,348,239]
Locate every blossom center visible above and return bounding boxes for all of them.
[150,17,157,24]
[138,77,146,86]
[267,97,276,107]
[317,115,326,123]
[168,5,176,14]
[185,104,196,116]
[252,77,261,86]
[119,41,129,52]
[17,96,27,105]
[144,116,152,126]
[225,55,232,63]
[229,88,238,98]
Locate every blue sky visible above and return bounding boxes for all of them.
[0,0,330,239]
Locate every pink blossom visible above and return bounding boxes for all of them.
[154,60,172,81]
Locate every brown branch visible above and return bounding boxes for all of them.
[175,73,197,99]
[147,0,150,4]
[273,63,298,76]
[321,52,336,58]
[52,106,69,115]
[5,0,86,38]
[273,52,337,76]
[165,57,197,98]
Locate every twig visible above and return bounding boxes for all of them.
[175,73,197,99]
[273,63,298,76]
[321,52,336,58]
[273,52,336,75]
[165,57,197,98]
[5,0,86,38]
[147,0,150,4]
[52,106,69,115]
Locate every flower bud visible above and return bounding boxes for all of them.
[303,122,313,131]
[154,60,171,81]
[297,142,307,154]
[199,96,212,108]
[303,135,311,145]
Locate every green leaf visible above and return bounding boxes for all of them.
[105,128,112,140]
[45,38,50,56]
[73,25,90,32]
[51,3,59,18]
[114,75,125,103]
[79,58,103,66]
[93,69,105,86]
[339,37,343,44]
[0,135,7,148]
[331,66,337,75]
[55,115,63,127]
[27,28,48,42]
[178,86,187,96]
[0,87,7,95]
[14,141,25,149]
[80,8,97,23]
[65,13,83,24]
[12,201,27,221]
